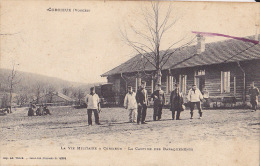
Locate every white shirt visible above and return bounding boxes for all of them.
[86,93,100,109]
[124,92,138,109]
[187,89,204,102]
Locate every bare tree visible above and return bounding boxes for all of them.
[121,1,196,84]
[15,93,28,107]
[8,62,21,113]
[34,82,45,104]
[1,94,9,108]
[62,86,71,96]
[44,85,56,103]
[72,88,85,105]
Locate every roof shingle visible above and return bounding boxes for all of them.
[102,35,260,76]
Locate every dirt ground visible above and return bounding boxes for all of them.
[0,106,259,166]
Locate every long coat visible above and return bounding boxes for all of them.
[151,90,165,106]
[249,87,259,103]
[170,89,184,112]
[136,88,148,106]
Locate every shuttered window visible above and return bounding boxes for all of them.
[221,71,230,93]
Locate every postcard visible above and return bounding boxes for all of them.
[0,1,259,166]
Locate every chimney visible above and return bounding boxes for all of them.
[255,24,259,41]
[197,34,205,54]
[256,32,260,42]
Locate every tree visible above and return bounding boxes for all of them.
[34,82,45,104]
[121,1,196,84]
[8,62,20,113]
[15,93,28,107]
[1,93,9,108]
[44,85,56,103]
[62,86,72,96]
[72,88,85,105]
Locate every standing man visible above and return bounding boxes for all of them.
[170,84,184,120]
[248,82,259,112]
[187,84,204,119]
[136,81,149,124]
[86,87,101,125]
[151,83,165,121]
[124,86,137,123]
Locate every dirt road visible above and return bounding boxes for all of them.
[0,107,259,166]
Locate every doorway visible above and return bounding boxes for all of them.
[194,70,205,91]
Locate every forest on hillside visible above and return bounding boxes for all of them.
[0,68,101,108]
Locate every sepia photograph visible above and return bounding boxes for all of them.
[0,0,259,165]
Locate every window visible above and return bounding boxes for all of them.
[179,74,187,94]
[195,69,205,76]
[221,71,230,93]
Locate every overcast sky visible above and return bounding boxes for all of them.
[1,1,259,83]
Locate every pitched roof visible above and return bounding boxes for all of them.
[101,35,260,76]
[33,92,75,102]
[56,92,75,102]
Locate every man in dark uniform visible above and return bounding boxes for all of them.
[136,81,149,124]
[151,83,165,121]
[170,84,184,120]
[248,82,259,112]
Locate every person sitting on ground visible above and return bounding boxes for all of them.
[43,105,51,115]
[5,107,10,113]
[28,105,35,116]
[36,105,43,116]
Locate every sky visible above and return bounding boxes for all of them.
[1,1,259,83]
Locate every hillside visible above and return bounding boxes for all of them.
[0,68,104,107]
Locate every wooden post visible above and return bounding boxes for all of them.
[138,77,141,87]
[169,69,173,92]
[151,76,154,93]
[166,74,169,94]
[234,76,236,96]
[135,77,138,92]
[169,75,173,92]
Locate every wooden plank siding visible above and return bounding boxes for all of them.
[243,60,260,103]
[107,59,260,106]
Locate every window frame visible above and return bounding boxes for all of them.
[221,71,231,93]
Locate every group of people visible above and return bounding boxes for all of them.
[28,103,51,116]
[124,81,204,124]
[85,81,206,126]
[85,81,259,126]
